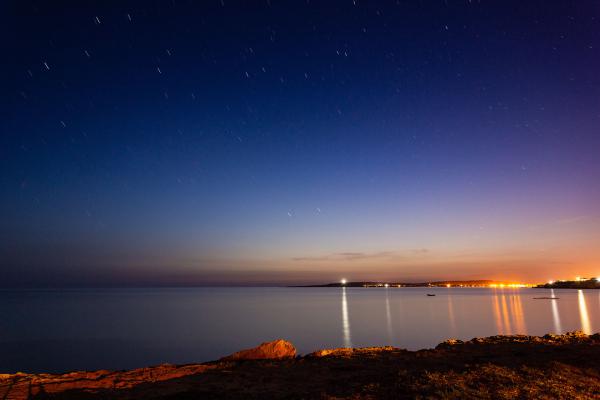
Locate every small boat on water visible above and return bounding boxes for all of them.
[426,294,436,297]
[533,297,559,300]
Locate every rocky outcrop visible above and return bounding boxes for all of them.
[308,346,396,358]
[435,330,598,349]
[220,339,296,360]
[2,332,600,399]
[0,364,213,400]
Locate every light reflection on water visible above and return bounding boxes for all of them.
[492,289,527,334]
[341,287,352,348]
[1,287,599,373]
[512,293,527,333]
[578,289,592,334]
[447,288,456,336]
[384,288,393,345]
[551,289,562,334]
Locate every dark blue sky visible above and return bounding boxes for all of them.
[2,1,599,286]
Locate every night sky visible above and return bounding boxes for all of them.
[2,1,599,287]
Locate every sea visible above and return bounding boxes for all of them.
[1,287,598,373]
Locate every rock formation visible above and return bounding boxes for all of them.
[220,339,296,360]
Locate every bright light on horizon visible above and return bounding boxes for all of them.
[488,283,530,288]
[340,278,347,285]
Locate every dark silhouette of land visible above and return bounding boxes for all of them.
[297,279,524,288]
[536,278,600,289]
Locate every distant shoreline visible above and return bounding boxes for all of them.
[293,280,532,288]
[535,278,600,290]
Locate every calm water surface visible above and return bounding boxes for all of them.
[1,287,599,373]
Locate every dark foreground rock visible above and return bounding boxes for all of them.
[2,332,600,399]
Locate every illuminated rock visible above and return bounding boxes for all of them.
[220,339,296,360]
[436,338,464,348]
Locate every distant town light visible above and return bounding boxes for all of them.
[341,279,347,285]
[384,283,389,288]
[446,284,451,288]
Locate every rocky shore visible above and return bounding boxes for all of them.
[2,332,600,399]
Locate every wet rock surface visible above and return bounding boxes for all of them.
[2,332,600,399]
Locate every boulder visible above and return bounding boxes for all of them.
[310,349,336,357]
[435,338,464,349]
[220,339,296,361]
[308,348,354,357]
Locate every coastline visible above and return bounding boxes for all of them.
[2,331,600,399]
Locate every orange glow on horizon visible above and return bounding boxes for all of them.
[488,283,531,288]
